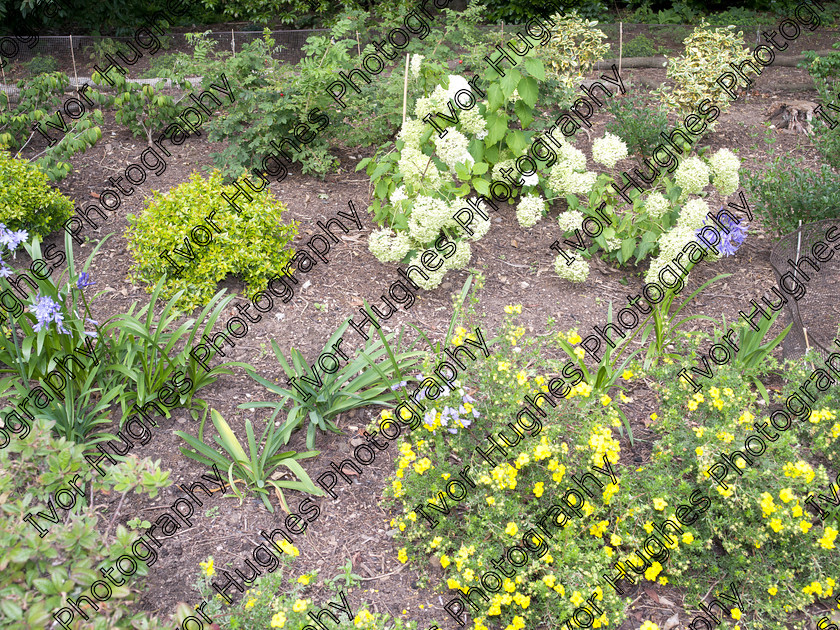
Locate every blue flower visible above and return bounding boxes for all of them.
[0,261,12,278]
[31,293,69,334]
[76,272,96,289]
[0,224,28,251]
[697,211,748,258]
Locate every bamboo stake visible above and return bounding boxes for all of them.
[402,53,409,126]
[69,35,78,86]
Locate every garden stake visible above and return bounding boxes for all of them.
[402,53,409,126]
[618,22,622,76]
[69,35,78,85]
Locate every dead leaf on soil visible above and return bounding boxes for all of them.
[663,613,680,629]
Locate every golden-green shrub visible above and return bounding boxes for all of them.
[126,170,298,311]
[536,12,610,93]
[0,151,74,240]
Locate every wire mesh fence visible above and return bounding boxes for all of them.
[1,22,836,101]
[771,219,840,362]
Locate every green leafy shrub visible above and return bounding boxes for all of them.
[617,34,662,58]
[743,156,840,236]
[802,46,840,169]
[0,73,106,181]
[656,21,753,129]
[106,74,190,146]
[0,152,74,238]
[480,0,607,24]
[126,170,298,311]
[0,416,171,628]
[606,94,669,159]
[23,54,58,75]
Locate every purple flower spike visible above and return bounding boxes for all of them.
[77,272,96,289]
[32,293,69,334]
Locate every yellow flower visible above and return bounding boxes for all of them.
[505,522,519,536]
[610,533,622,546]
[819,527,838,550]
[397,548,408,563]
[570,591,585,606]
[271,612,287,628]
[486,496,496,505]
[779,488,794,503]
[504,304,522,314]
[543,575,556,588]
[600,395,611,406]
[644,562,663,581]
[768,586,777,596]
[568,331,582,344]
[297,574,311,585]
[682,532,694,544]
[293,599,308,613]
[622,369,634,380]
[440,554,451,568]
[769,518,783,532]
[245,597,256,609]
[517,371,528,385]
[653,498,667,511]
[574,347,586,360]
[354,610,375,627]
[731,608,742,620]
[800,521,812,533]
[650,412,658,421]
[640,622,659,630]
[533,482,544,498]
[279,540,299,557]
[200,558,215,578]
[695,447,704,456]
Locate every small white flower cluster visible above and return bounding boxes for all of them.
[644,224,697,284]
[410,54,424,79]
[399,147,442,189]
[398,118,426,149]
[463,213,491,240]
[390,186,408,204]
[433,129,474,172]
[674,156,710,198]
[644,191,671,219]
[459,107,487,138]
[679,197,710,231]
[548,145,597,196]
[406,195,456,244]
[414,86,449,121]
[509,88,521,103]
[557,209,584,233]
[515,194,547,228]
[708,148,740,197]
[592,132,628,169]
[446,75,471,101]
[368,228,412,263]
[446,239,472,270]
[604,237,622,252]
[554,255,590,283]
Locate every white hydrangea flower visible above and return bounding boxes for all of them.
[399,147,442,189]
[413,265,447,290]
[390,186,408,204]
[492,159,517,183]
[558,144,587,171]
[644,225,698,284]
[445,240,472,270]
[414,85,449,120]
[368,228,412,263]
[644,192,671,219]
[675,156,710,198]
[398,118,426,149]
[605,237,622,251]
[557,210,584,233]
[459,108,486,137]
[521,173,539,187]
[446,75,471,101]
[433,130,474,172]
[566,171,597,195]
[410,54,424,79]
[709,148,741,197]
[592,132,628,169]
[515,194,547,228]
[679,197,710,231]
[406,195,452,244]
[554,255,590,283]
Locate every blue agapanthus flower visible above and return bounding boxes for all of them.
[77,272,96,289]
[32,293,69,334]
[696,210,748,257]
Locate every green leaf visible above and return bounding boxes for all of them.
[517,76,538,108]
[487,83,505,111]
[499,69,522,100]
[514,100,533,129]
[620,238,636,263]
[523,56,545,80]
[505,130,528,155]
[486,112,509,146]
[472,162,489,175]
[472,178,491,196]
